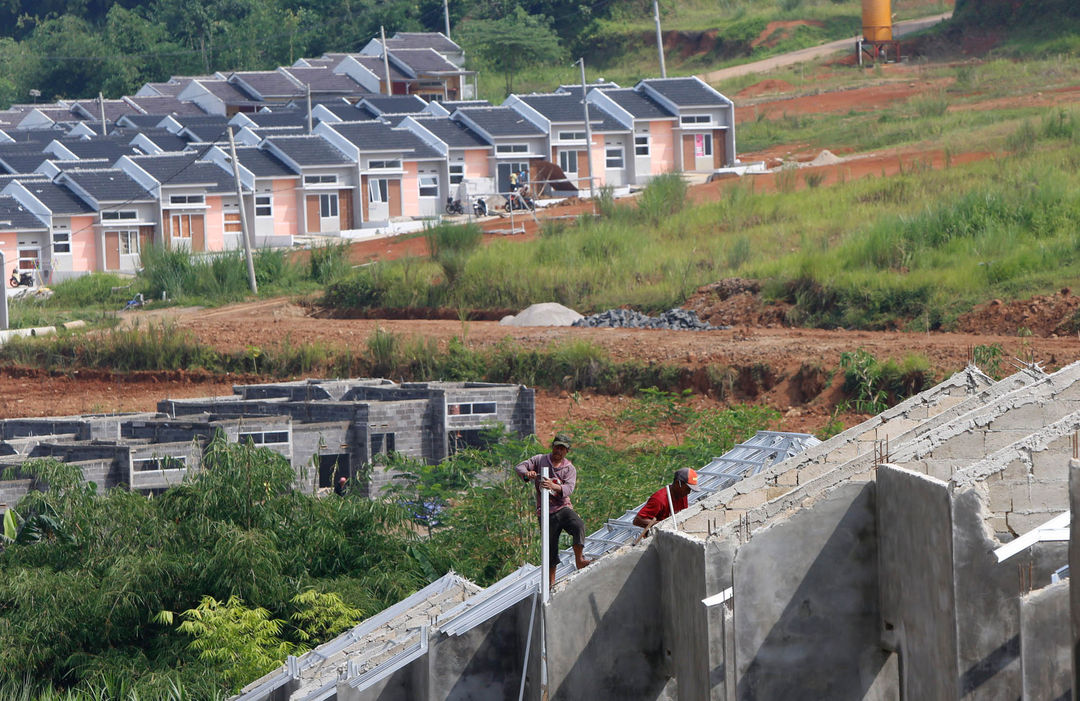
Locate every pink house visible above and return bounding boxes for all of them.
[2,178,99,282]
[203,145,300,248]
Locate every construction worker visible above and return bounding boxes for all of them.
[633,467,700,538]
[516,433,592,587]
[508,169,519,191]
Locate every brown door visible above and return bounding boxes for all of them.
[191,216,205,252]
[360,176,369,222]
[339,188,353,230]
[305,195,321,233]
[713,129,726,168]
[105,231,119,270]
[139,226,154,254]
[388,180,402,217]
[682,135,695,170]
[577,150,590,177]
[162,211,172,248]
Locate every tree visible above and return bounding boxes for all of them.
[459,7,563,96]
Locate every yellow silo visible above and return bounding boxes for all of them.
[862,0,893,42]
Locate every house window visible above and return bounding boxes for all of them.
[449,163,464,184]
[102,210,137,221]
[559,150,577,174]
[304,174,337,184]
[255,195,272,217]
[52,231,71,255]
[558,131,586,142]
[169,194,204,205]
[448,401,497,415]
[368,160,402,170]
[170,214,195,238]
[118,230,139,255]
[224,212,242,233]
[239,431,289,445]
[495,143,528,154]
[319,193,338,218]
[605,145,624,169]
[634,135,650,156]
[133,455,186,471]
[368,178,389,203]
[680,114,711,125]
[419,174,438,197]
[371,432,396,455]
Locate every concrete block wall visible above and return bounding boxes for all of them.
[0,418,92,440]
[1019,580,1071,701]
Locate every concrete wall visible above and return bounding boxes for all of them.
[655,530,707,700]
[544,545,670,701]
[1019,580,1070,701]
[877,465,958,700]
[1070,457,1080,695]
[733,481,894,700]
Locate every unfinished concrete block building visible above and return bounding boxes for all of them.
[0,378,534,508]
[238,361,1080,701]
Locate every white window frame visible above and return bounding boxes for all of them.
[319,192,339,218]
[496,143,528,154]
[558,131,586,142]
[368,178,389,203]
[133,455,186,471]
[115,229,140,255]
[304,174,338,185]
[239,430,290,445]
[634,134,650,156]
[255,194,273,217]
[368,160,402,170]
[52,230,71,255]
[680,114,711,125]
[558,150,578,173]
[102,210,138,221]
[448,401,497,416]
[449,163,464,184]
[418,174,438,198]
[605,145,624,169]
[169,194,205,205]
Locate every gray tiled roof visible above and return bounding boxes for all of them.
[128,154,235,192]
[347,55,411,82]
[233,147,297,178]
[317,102,372,121]
[297,58,336,69]
[516,94,627,132]
[181,124,231,144]
[230,71,303,100]
[638,77,729,107]
[360,95,428,116]
[283,68,366,94]
[597,88,675,120]
[325,121,441,159]
[0,174,48,188]
[2,131,58,147]
[199,80,261,105]
[410,117,489,149]
[439,100,491,110]
[62,168,153,203]
[54,139,140,161]
[386,32,461,53]
[70,99,139,121]
[142,82,187,97]
[556,82,621,97]
[264,135,352,167]
[125,95,207,116]
[133,129,192,153]
[0,149,49,174]
[454,107,546,138]
[247,126,308,140]
[120,114,174,130]
[0,196,46,230]
[389,48,459,74]
[47,159,110,172]
[27,107,85,123]
[15,181,93,215]
[242,112,309,128]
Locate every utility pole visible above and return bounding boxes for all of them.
[443,0,451,39]
[577,58,595,200]
[540,460,550,700]
[381,26,393,96]
[653,0,667,78]
[227,127,258,294]
[306,84,313,134]
[99,92,107,136]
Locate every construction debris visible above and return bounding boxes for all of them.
[572,308,726,331]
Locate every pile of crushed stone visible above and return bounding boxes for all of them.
[572,308,727,331]
[499,302,583,327]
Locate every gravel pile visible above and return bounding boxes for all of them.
[572,308,727,331]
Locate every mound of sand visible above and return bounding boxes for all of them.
[809,149,842,166]
[500,302,583,327]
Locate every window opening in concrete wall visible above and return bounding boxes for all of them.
[318,453,350,488]
[239,430,289,445]
[133,455,186,471]
[448,428,495,454]
[371,432,396,456]
[448,402,496,416]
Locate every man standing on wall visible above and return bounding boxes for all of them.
[633,467,700,538]
[516,433,593,587]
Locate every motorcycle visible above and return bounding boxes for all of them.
[473,198,488,217]
[504,187,535,213]
[445,196,465,215]
[8,268,32,288]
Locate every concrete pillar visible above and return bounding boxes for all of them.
[1069,457,1080,698]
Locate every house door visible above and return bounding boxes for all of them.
[305,195,321,233]
[497,162,529,195]
[604,138,625,187]
[104,232,120,270]
[339,189,354,230]
[318,192,340,233]
[682,135,695,171]
[318,453,350,489]
[367,179,389,222]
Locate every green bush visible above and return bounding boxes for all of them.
[636,173,688,224]
[308,242,351,285]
